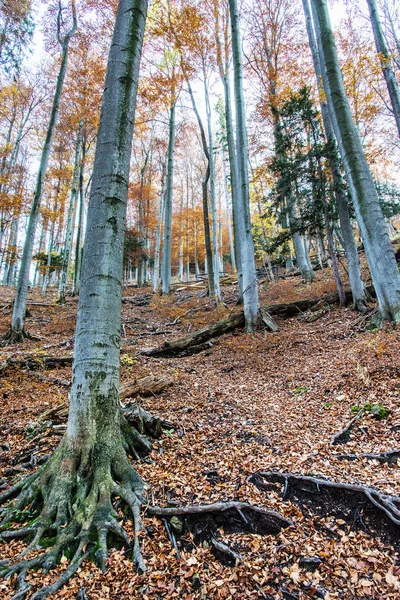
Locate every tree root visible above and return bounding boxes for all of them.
[333,449,400,464]
[148,501,292,567]
[0,408,164,599]
[2,327,41,346]
[330,409,364,445]
[249,471,400,531]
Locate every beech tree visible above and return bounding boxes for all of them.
[5,0,77,342]
[310,0,400,323]
[302,0,367,311]
[0,1,157,596]
[366,0,400,139]
[228,0,259,331]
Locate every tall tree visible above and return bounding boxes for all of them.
[366,0,400,139]
[5,0,77,342]
[310,0,400,323]
[228,0,259,331]
[302,0,367,311]
[0,1,155,597]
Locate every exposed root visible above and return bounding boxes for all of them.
[2,327,40,346]
[148,500,292,567]
[330,409,364,445]
[0,409,161,599]
[250,471,400,534]
[333,449,400,464]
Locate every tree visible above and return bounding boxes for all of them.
[5,0,77,343]
[0,0,34,75]
[228,0,259,331]
[366,0,400,139]
[0,1,153,597]
[302,0,367,311]
[310,0,400,323]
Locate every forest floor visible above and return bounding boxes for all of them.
[0,266,400,600]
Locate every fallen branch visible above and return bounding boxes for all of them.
[330,409,364,445]
[333,449,400,464]
[141,312,245,357]
[122,295,152,306]
[141,285,376,358]
[33,375,173,426]
[250,471,400,527]
[0,354,73,373]
[211,537,242,565]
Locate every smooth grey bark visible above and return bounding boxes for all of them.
[2,214,18,286]
[72,142,87,295]
[0,2,151,589]
[186,80,215,298]
[229,0,259,331]
[289,199,314,282]
[152,162,166,293]
[222,155,236,271]
[303,0,366,310]
[69,0,148,452]
[214,4,241,284]
[8,4,77,341]
[311,0,400,323]
[161,100,176,295]
[303,235,314,272]
[177,188,184,281]
[366,0,400,139]
[58,119,83,303]
[204,71,221,300]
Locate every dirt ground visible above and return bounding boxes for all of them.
[0,270,399,599]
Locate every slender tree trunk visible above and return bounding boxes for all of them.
[72,142,87,296]
[222,154,236,271]
[152,163,166,293]
[229,0,259,331]
[366,0,400,139]
[59,120,83,303]
[204,72,221,300]
[7,9,77,342]
[310,0,400,323]
[302,0,367,311]
[186,80,216,297]
[161,100,176,295]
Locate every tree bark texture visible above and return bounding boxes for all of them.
[310,0,400,323]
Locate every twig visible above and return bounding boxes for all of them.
[162,518,181,560]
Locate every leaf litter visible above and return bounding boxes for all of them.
[0,270,399,599]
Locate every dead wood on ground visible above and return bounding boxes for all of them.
[34,375,174,424]
[330,409,364,445]
[333,449,400,464]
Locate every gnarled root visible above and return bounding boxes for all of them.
[0,416,155,600]
[2,327,40,346]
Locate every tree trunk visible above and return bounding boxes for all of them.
[222,154,236,271]
[204,71,221,300]
[0,3,153,594]
[7,8,77,342]
[153,162,166,293]
[161,100,176,295]
[229,0,259,331]
[310,0,400,323]
[366,0,400,139]
[186,79,216,298]
[0,3,152,596]
[302,0,367,311]
[72,141,87,296]
[58,120,83,304]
